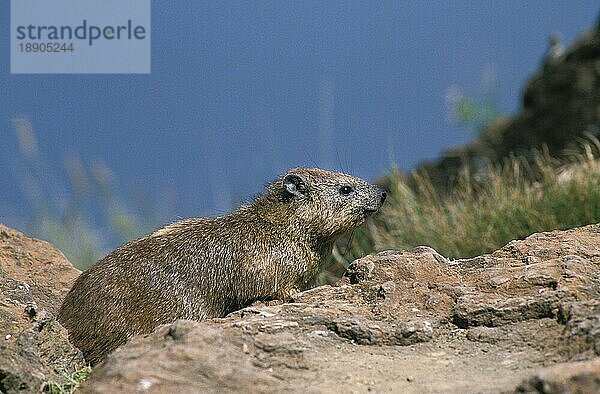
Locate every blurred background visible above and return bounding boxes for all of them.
[1,2,599,269]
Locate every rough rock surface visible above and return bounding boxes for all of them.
[516,358,600,393]
[0,224,85,393]
[81,224,600,393]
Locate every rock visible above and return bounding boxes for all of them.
[80,223,600,393]
[509,26,600,159]
[413,21,600,192]
[82,320,280,394]
[557,299,600,359]
[1,222,598,392]
[0,224,85,393]
[515,358,600,393]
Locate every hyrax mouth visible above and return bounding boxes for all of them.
[363,207,380,216]
[363,188,387,216]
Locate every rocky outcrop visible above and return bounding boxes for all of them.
[0,224,85,393]
[504,25,600,159]
[417,21,600,191]
[1,222,599,393]
[81,224,600,393]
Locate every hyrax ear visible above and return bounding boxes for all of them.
[283,174,308,198]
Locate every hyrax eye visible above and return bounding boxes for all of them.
[339,185,354,196]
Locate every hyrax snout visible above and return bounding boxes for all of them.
[58,167,386,364]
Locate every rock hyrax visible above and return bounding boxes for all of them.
[58,167,386,364]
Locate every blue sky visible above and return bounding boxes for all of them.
[1,1,599,228]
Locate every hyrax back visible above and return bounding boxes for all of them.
[58,167,386,364]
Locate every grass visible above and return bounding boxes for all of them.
[43,366,92,394]
[8,118,167,270]
[339,140,600,263]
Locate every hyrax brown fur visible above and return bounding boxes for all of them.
[58,167,386,364]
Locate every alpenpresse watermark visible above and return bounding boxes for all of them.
[11,0,151,74]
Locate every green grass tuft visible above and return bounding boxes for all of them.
[43,366,93,394]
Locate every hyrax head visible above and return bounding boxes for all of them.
[272,167,386,239]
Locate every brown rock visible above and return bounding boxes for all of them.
[0,224,85,393]
[516,358,600,393]
[82,320,280,394]
[81,224,600,393]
